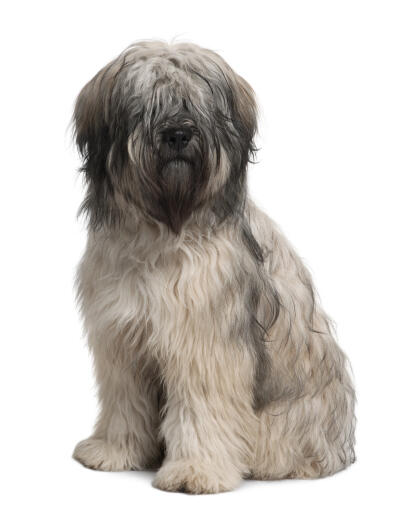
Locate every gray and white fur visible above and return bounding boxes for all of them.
[72,40,356,493]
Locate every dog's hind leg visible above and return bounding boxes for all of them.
[251,376,356,480]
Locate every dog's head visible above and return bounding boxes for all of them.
[74,41,257,233]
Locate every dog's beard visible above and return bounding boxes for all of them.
[158,159,198,233]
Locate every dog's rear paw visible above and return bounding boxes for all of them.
[73,437,133,471]
[153,460,240,494]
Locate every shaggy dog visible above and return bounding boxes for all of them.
[72,41,355,493]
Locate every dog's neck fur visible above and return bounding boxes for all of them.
[93,199,247,248]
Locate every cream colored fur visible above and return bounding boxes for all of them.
[73,201,355,493]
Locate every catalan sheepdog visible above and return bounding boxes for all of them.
[72,40,355,493]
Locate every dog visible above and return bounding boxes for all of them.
[72,40,356,494]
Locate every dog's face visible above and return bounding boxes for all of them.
[74,41,257,233]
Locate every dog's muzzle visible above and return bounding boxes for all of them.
[158,125,197,178]
[162,127,193,153]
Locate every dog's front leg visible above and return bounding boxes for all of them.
[153,336,256,494]
[73,330,163,471]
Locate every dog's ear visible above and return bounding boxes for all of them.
[209,55,258,160]
[73,65,115,176]
[73,59,132,229]
[230,73,258,157]
[73,68,113,228]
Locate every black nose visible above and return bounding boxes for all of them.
[162,127,193,152]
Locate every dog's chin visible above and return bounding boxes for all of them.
[157,158,198,234]
[161,158,194,177]
[159,158,196,192]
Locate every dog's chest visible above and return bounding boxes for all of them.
[85,230,240,352]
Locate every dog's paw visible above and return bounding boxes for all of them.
[73,437,133,471]
[153,460,240,494]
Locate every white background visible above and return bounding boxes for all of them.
[1,1,396,509]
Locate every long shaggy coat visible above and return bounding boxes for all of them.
[72,41,356,494]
